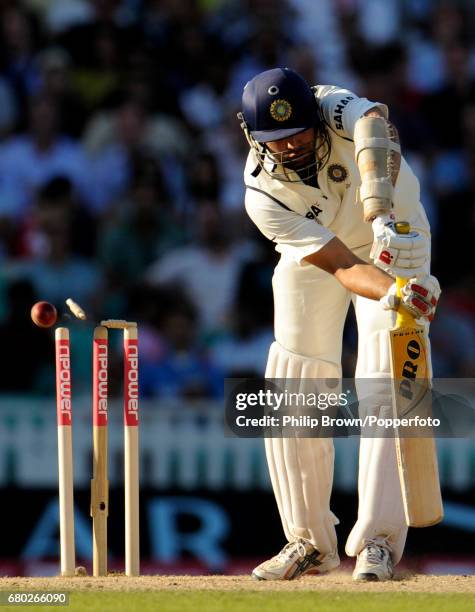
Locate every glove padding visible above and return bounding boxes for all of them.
[370,216,429,278]
[380,274,441,322]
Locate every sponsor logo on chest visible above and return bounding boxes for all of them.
[305,204,324,224]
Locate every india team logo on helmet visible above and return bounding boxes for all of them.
[270,99,292,122]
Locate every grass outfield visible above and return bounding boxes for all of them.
[1,591,473,612]
[0,575,473,611]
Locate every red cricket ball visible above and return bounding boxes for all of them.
[31,301,58,328]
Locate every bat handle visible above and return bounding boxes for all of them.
[395,277,412,328]
[395,277,406,296]
[394,222,417,328]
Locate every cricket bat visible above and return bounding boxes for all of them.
[388,223,443,527]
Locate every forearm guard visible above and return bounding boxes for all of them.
[354,116,401,222]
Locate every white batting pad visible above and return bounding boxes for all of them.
[264,341,340,553]
[346,301,409,563]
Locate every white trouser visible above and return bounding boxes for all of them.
[265,251,408,564]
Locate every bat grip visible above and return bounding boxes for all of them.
[394,222,417,329]
[395,279,417,328]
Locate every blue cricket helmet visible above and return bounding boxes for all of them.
[241,67,318,142]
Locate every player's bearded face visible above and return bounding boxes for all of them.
[265,128,316,172]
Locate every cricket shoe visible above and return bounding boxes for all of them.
[252,538,340,581]
[353,537,394,581]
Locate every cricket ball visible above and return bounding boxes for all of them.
[31,301,57,328]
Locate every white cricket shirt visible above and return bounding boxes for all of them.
[244,85,430,264]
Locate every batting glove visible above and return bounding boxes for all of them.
[380,274,441,321]
[370,216,429,278]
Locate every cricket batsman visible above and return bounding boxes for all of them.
[238,68,440,581]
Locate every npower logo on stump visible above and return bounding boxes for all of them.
[124,340,139,426]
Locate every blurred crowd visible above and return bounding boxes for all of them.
[0,0,474,399]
